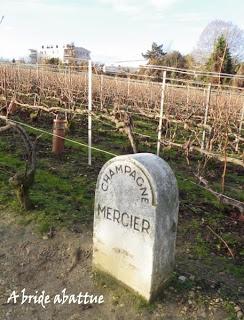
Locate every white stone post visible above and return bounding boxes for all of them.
[235,104,244,152]
[88,59,92,165]
[201,83,211,150]
[100,74,103,110]
[93,153,179,301]
[157,71,167,156]
[127,76,130,99]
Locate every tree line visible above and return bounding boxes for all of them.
[141,20,244,86]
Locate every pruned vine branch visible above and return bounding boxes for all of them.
[194,174,244,214]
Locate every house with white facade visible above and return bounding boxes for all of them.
[29,43,90,64]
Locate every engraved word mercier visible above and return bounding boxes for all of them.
[97,163,151,234]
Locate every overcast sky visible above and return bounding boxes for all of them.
[0,0,244,63]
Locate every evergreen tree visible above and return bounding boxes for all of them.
[206,35,233,75]
[142,42,166,65]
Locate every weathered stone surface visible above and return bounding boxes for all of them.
[93,153,179,301]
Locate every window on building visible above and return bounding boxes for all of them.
[42,45,44,49]
[56,45,58,48]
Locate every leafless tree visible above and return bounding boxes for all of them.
[193,20,244,64]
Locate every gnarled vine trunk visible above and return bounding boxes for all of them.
[0,115,36,210]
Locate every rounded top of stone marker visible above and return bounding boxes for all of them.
[96,153,178,208]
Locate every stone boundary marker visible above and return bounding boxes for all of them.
[93,153,179,301]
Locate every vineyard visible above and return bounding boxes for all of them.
[0,61,243,212]
[0,62,243,166]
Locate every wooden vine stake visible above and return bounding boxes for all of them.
[52,117,67,155]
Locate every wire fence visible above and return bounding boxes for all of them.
[0,61,243,167]
[10,118,117,157]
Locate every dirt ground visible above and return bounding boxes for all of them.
[0,210,243,320]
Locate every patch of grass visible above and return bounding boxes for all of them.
[0,152,23,170]
[227,264,244,279]
[223,301,238,320]
[35,169,71,193]
[0,179,12,205]
[165,272,194,293]
[26,165,95,232]
[0,135,97,233]
[193,232,210,257]
[0,151,24,208]
[36,217,51,233]
[176,173,222,211]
